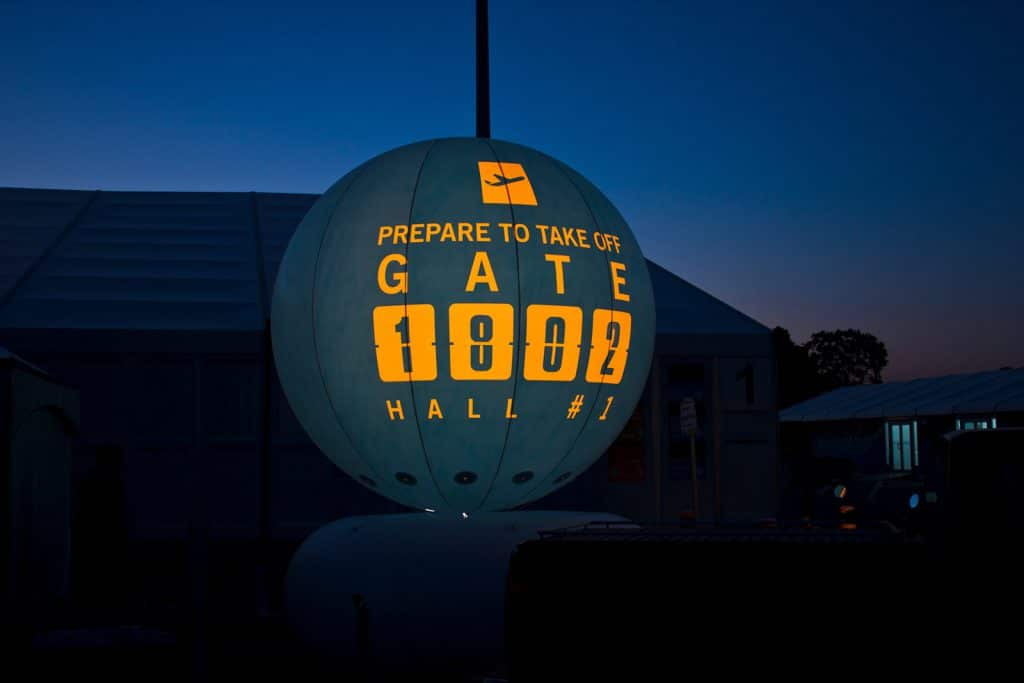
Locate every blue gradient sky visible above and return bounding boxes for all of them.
[3,1,1021,380]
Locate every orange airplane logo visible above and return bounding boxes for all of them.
[478,161,538,206]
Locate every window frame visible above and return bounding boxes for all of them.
[884,419,918,471]
[955,416,997,431]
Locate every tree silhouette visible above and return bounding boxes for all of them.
[773,327,830,408]
[804,328,888,387]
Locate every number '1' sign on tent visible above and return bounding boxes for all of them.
[272,138,655,513]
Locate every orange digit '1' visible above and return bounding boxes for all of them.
[373,304,438,382]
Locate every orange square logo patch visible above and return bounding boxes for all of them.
[478,161,538,206]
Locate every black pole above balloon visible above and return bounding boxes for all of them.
[476,0,490,138]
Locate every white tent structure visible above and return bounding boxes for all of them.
[0,187,778,541]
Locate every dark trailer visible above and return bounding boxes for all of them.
[506,523,936,680]
[936,428,1024,546]
[507,427,1024,682]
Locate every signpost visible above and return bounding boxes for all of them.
[679,397,699,521]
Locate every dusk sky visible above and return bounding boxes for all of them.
[3,1,1021,380]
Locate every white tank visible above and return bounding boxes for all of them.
[286,510,628,674]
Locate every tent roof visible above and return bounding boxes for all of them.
[780,367,1024,422]
[647,260,767,335]
[0,187,767,337]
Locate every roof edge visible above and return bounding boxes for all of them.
[645,258,771,333]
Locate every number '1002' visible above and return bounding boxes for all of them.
[372,304,632,384]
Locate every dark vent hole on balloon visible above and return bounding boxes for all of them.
[454,471,478,485]
[554,472,572,484]
[359,475,377,488]
[395,472,417,486]
[513,471,534,484]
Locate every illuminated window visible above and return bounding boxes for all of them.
[955,416,997,431]
[885,420,918,471]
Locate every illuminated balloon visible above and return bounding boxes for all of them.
[272,138,655,512]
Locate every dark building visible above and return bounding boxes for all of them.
[780,368,1024,479]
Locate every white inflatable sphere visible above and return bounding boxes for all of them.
[271,138,656,512]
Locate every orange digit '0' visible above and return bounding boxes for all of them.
[523,305,583,381]
[449,303,514,380]
[373,304,437,382]
[585,308,632,384]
